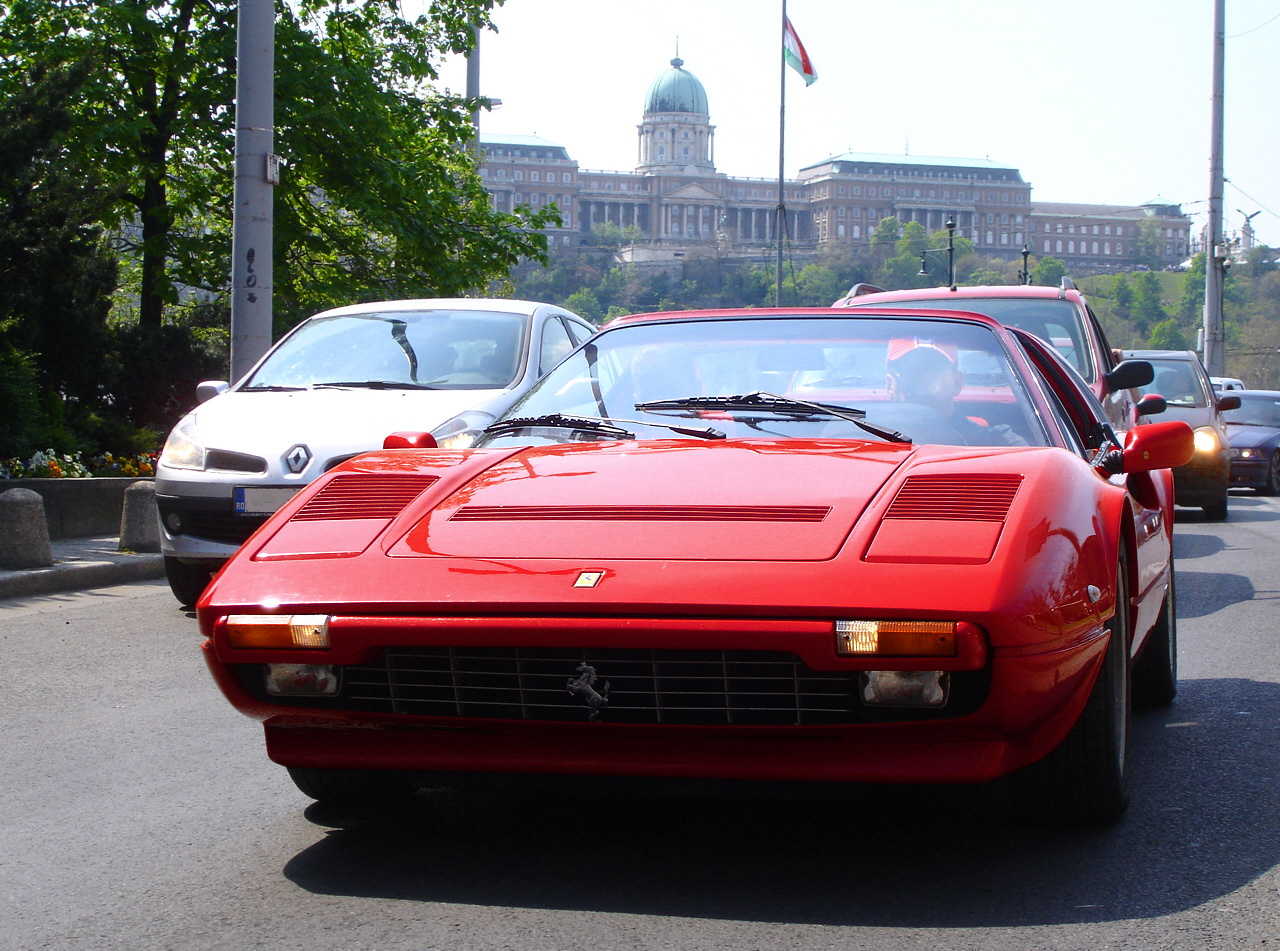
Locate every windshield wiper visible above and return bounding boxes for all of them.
[635,391,910,443]
[485,413,725,441]
[240,384,308,392]
[485,413,637,440]
[312,380,441,390]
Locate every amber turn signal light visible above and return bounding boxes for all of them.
[225,614,330,649]
[835,620,957,657]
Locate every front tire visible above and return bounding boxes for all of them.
[1202,487,1229,521]
[1012,553,1131,825]
[1133,567,1177,707]
[1259,450,1280,496]
[164,556,215,607]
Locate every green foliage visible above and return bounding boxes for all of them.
[1147,319,1188,350]
[0,0,551,336]
[1130,271,1168,336]
[1031,257,1067,287]
[564,289,603,322]
[869,216,902,253]
[1177,253,1206,322]
[1134,217,1164,271]
[895,221,928,259]
[586,222,645,249]
[1112,274,1134,318]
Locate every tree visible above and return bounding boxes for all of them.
[1112,274,1134,319]
[869,217,902,256]
[0,61,120,455]
[1177,253,1206,323]
[1031,256,1067,287]
[1134,217,1163,271]
[1148,319,1188,350]
[1131,271,1167,336]
[895,221,928,259]
[0,0,555,332]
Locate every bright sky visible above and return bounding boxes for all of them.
[430,0,1280,249]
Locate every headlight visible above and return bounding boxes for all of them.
[1231,447,1255,459]
[159,414,206,469]
[1192,427,1221,454]
[431,408,497,450]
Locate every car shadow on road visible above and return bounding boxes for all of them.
[281,677,1280,928]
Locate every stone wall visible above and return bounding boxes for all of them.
[0,478,147,538]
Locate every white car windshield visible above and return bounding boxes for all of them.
[479,315,1049,448]
[242,309,528,391]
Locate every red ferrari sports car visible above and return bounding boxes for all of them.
[198,307,1192,824]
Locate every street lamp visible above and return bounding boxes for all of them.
[918,216,957,290]
[1018,244,1031,285]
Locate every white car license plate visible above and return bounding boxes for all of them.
[234,486,299,516]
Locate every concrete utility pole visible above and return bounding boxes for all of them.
[229,0,275,384]
[1203,0,1227,376]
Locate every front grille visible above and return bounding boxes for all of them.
[160,505,269,545]
[205,449,268,473]
[243,647,989,725]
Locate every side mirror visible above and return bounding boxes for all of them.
[383,431,438,450]
[196,380,229,403]
[1136,393,1168,417]
[1122,420,1194,473]
[1103,360,1154,393]
[1216,394,1242,412]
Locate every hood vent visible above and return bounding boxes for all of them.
[449,504,831,522]
[292,474,438,521]
[885,474,1022,522]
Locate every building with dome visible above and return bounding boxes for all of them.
[476,57,1191,271]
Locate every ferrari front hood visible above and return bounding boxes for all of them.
[389,439,913,562]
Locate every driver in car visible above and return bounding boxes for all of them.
[886,340,1025,446]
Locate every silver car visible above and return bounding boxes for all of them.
[155,298,594,604]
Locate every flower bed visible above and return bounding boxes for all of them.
[2,449,158,480]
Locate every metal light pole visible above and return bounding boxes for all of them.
[1203,0,1227,376]
[229,0,275,384]
[1018,245,1032,285]
[918,216,957,289]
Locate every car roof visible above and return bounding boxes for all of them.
[602,305,1008,330]
[309,298,563,320]
[845,285,1068,302]
[1122,349,1201,362]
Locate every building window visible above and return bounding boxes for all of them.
[837,224,846,237]
[530,172,539,182]
[1044,239,1051,252]
[1001,193,1009,202]
[546,172,556,183]
[838,207,846,217]
[515,171,523,181]
[852,208,861,217]
[868,187,876,197]
[1068,241,1075,253]
[852,224,862,238]
[1056,240,1063,253]
[1104,242,1111,254]
[853,186,862,196]
[838,185,846,195]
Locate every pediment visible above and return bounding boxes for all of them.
[664,182,723,202]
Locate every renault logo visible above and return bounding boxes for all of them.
[284,444,312,474]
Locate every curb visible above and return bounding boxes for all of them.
[0,536,165,601]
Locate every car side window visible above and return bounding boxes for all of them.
[565,319,595,345]
[1085,305,1117,372]
[539,318,575,376]
[1011,328,1109,457]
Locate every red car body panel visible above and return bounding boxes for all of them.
[196,307,1185,795]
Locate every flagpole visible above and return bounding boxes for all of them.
[776,0,787,306]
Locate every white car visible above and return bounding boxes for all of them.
[155,298,594,604]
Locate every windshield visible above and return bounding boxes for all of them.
[477,315,1049,448]
[852,297,1094,383]
[1224,394,1280,427]
[242,309,528,390]
[1137,358,1211,408]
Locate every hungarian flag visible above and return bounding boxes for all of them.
[783,17,817,85]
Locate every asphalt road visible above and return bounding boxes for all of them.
[2,495,1278,951]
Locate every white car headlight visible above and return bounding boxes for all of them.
[160,414,206,470]
[430,409,497,450]
[1192,427,1221,454]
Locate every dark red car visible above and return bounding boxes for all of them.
[198,307,1191,824]
[834,280,1154,433]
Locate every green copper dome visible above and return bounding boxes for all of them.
[643,57,709,115]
